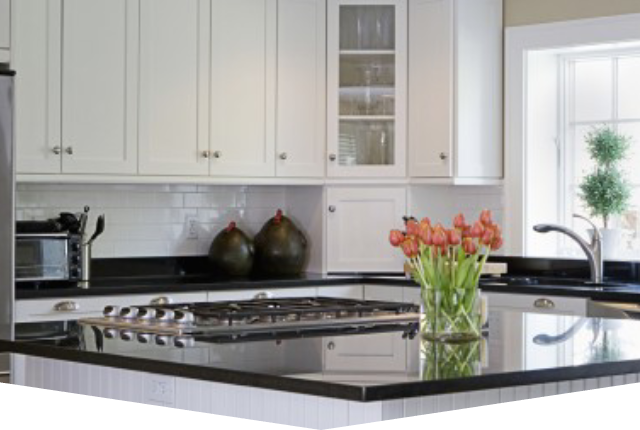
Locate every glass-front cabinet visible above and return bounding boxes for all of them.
[327,0,407,177]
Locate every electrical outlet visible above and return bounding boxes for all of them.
[145,375,175,406]
[186,216,199,240]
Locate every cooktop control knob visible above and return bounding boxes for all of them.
[137,307,157,321]
[155,309,175,323]
[137,333,153,344]
[174,310,195,325]
[103,328,118,339]
[103,306,120,318]
[120,330,135,342]
[174,336,195,348]
[120,307,140,319]
[155,335,172,346]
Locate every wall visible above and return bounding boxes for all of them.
[16,184,288,259]
[504,0,640,27]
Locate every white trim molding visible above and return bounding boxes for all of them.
[505,13,640,255]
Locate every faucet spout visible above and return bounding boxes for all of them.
[533,215,604,284]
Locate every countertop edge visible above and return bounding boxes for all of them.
[4,339,640,402]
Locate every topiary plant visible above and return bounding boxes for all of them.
[579,126,631,229]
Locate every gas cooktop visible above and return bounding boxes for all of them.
[79,297,421,347]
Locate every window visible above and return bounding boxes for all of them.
[559,50,640,259]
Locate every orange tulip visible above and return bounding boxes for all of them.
[389,230,405,247]
[463,238,478,255]
[401,238,419,258]
[406,219,420,237]
[432,229,447,247]
[480,210,493,227]
[481,229,495,246]
[470,222,484,238]
[453,213,466,230]
[419,226,433,246]
[491,236,504,251]
[448,229,461,246]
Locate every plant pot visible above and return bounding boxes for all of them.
[420,287,483,343]
[590,228,625,260]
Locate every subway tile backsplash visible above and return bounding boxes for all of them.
[16,184,288,258]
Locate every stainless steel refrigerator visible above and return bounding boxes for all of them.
[0,70,16,378]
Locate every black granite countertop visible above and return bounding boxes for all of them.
[3,309,640,401]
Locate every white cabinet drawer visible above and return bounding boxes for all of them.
[207,287,317,302]
[484,292,588,316]
[364,285,404,303]
[403,286,421,305]
[316,285,363,300]
[16,292,207,323]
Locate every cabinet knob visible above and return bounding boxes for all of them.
[52,146,62,155]
[328,205,336,213]
[329,154,337,162]
[150,296,173,306]
[327,341,336,351]
[534,298,555,310]
[439,152,447,161]
[65,147,74,155]
[279,152,288,161]
[213,151,222,159]
[53,301,80,312]
[201,150,210,159]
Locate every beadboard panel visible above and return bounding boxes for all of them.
[14,356,640,429]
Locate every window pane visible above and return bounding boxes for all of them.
[618,57,640,120]
[573,59,613,122]
[571,125,596,186]
[615,122,640,185]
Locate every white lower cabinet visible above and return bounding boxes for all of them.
[15,292,207,323]
[326,187,407,273]
[483,292,588,316]
[324,284,408,373]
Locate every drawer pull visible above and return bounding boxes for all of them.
[534,298,555,310]
[150,296,173,306]
[254,292,274,300]
[53,301,79,312]
[327,341,336,351]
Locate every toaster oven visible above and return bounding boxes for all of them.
[15,233,83,282]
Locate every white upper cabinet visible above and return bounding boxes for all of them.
[409,0,503,181]
[0,0,10,49]
[138,0,210,176]
[13,0,62,174]
[327,0,408,178]
[210,0,277,177]
[60,0,139,175]
[276,0,327,178]
[326,187,406,272]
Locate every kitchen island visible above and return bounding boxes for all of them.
[3,309,640,428]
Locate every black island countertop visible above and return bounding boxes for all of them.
[3,309,640,401]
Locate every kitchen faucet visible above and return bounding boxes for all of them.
[533,214,604,284]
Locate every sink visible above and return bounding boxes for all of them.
[480,276,634,290]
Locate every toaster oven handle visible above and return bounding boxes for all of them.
[53,301,80,312]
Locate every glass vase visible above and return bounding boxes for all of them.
[420,287,483,343]
[420,338,484,381]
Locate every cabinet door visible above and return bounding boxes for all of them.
[0,0,10,49]
[408,0,454,177]
[210,0,276,177]
[276,0,326,178]
[454,0,503,179]
[13,0,63,174]
[327,0,407,178]
[327,187,406,272]
[138,0,210,176]
[60,0,138,175]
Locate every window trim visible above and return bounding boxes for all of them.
[505,13,640,256]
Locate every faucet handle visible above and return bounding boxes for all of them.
[573,214,602,244]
